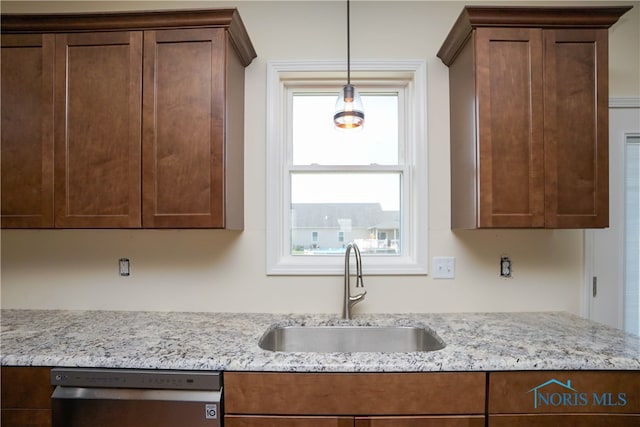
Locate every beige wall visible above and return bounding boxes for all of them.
[1,1,639,315]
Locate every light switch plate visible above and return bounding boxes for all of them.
[432,256,455,279]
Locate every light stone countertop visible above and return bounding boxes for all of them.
[1,310,638,372]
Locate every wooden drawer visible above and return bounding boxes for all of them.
[489,371,640,414]
[1,367,52,409]
[224,372,486,415]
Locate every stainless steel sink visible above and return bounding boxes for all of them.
[258,325,445,353]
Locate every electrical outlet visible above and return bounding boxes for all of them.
[119,258,130,277]
[500,256,512,278]
[432,256,455,279]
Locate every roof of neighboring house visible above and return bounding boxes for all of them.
[291,203,399,229]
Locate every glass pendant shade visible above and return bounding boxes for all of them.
[334,84,365,129]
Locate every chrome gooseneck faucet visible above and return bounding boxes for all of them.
[343,242,367,319]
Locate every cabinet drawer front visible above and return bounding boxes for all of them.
[489,371,640,414]
[225,372,486,416]
[1,367,52,409]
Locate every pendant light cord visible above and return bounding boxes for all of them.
[347,0,351,86]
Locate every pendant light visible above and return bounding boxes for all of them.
[334,0,364,129]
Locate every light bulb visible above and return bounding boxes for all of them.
[334,84,364,129]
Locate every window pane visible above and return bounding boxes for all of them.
[292,94,399,165]
[291,173,401,255]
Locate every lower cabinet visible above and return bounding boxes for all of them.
[4,366,640,427]
[0,367,53,427]
[224,372,487,426]
[488,371,640,427]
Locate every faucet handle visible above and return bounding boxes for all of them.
[350,290,366,302]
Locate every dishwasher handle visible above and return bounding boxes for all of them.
[53,385,222,403]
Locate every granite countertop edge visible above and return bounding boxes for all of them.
[1,310,639,372]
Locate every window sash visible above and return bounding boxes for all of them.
[290,170,404,256]
[290,90,402,167]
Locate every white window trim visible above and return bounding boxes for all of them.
[266,60,428,275]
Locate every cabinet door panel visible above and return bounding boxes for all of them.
[143,28,226,228]
[544,29,609,228]
[54,32,142,228]
[226,415,353,427]
[1,34,54,228]
[356,416,485,426]
[475,28,545,228]
[490,414,640,427]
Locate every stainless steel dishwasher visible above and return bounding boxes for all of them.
[51,368,222,427]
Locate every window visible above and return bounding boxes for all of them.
[266,60,427,275]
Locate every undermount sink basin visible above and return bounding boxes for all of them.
[258,325,446,353]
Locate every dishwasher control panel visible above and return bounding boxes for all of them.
[51,368,221,390]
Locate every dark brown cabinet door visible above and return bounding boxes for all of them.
[54,31,142,228]
[475,27,545,228]
[543,29,609,228]
[142,28,230,228]
[1,34,54,228]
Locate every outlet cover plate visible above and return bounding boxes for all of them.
[433,256,455,279]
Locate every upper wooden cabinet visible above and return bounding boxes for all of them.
[437,6,632,229]
[1,9,256,229]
